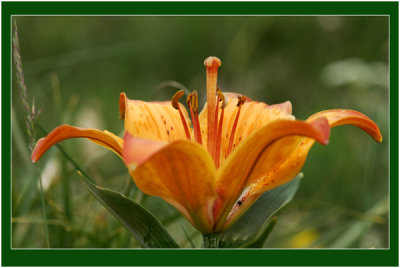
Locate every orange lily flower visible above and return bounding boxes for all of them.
[31,56,382,234]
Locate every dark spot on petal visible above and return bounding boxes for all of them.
[167,130,170,135]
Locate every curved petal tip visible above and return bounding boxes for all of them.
[308,109,382,143]
[310,117,331,145]
[31,125,124,163]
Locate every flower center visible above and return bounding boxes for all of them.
[172,57,245,167]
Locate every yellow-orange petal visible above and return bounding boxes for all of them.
[126,139,218,233]
[119,92,191,143]
[307,109,382,143]
[246,109,382,194]
[31,125,123,163]
[213,118,330,231]
[223,109,382,230]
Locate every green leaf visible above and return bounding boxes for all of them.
[219,173,303,248]
[79,172,180,248]
[242,217,277,248]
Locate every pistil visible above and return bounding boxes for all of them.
[226,96,246,157]
[204,56,221,159]
[171,90,191,140]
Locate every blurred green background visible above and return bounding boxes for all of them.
[12,16,388,248]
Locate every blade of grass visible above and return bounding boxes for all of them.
[34,165,51,247]
[13,20,49,247]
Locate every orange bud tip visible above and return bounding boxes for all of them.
[204,56,221,69]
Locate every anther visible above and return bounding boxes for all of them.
[237,95,246,107]
[171,90,191,139]
[172,90,185,110]
[217,87,227,109]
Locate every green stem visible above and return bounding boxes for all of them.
[202,233,220,248]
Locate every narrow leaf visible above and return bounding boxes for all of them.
[219,174,303,248]
[79,172,180,248]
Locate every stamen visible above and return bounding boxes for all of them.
[204,56,221,158]
[171,90,191,140]
[214,97,219,144]
[216,88,227,109]
[186,91,202,144]
[214,88,226,167]
[226,96,246,157]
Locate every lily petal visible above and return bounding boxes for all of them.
[307,109,382,143]
[213,118,330,231]
[125,137,218,234]
[223,109,382,230]
[119,92,191,142]
[31,125,123,163]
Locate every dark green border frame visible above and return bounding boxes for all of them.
[2,1,398,266]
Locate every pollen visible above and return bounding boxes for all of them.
[171,90,185,110]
